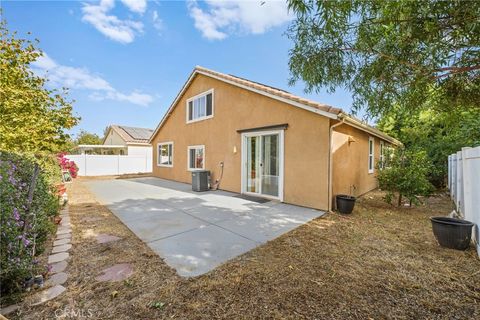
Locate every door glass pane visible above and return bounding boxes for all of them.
[261,134,279,197]
[246,136,258,193]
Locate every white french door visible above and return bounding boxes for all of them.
[241,130,284,201]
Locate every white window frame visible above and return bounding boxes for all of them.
[187,145,205,171]
[379,141,385,170]
[186,89,214,124]
[368,137,374,173]
[157,142,174,167]
[240,130,285,202]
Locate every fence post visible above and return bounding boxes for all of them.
[463,147,480,258]
[84,153,87,176]
[451,154,456,201]
[462,148,472,221]
[447,155,450,190]
[456,151,463,214]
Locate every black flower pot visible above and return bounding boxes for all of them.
[430,217,474,250]
[336,195,356,214]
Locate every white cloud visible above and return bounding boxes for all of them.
[32,53,153,107]
[91,90,153,106]
[121,0,147,14]
[152,10,163,32]
[187,0,293,40]
[81,0,144,44]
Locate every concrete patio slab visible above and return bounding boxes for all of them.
[86,177,324,277]
[149,224,257,276]
[183,205,244,223]
[119,210,208,243]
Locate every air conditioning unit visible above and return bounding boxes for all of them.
[191,170,210,192]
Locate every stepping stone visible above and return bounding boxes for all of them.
[60,224,71,230]
[51,244,72,254]
[49,261,68,274]
[0,303,19,316]
[60,220,71,227]
[48,252,69,264]
[54,238,71,246]
[96,264,133,282]
[96,234,122,244]
[31,285,66,306]
[56,233,71,240]
[56,228,71,236]
[45,272,68,286]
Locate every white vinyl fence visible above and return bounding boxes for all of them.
[66,154,152,176]
[448,146,480,257]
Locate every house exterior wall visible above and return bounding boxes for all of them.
[151,74,332,210]
[104,129,127,146]
[331,124,390,202]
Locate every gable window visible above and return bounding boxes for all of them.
[186,89,214,123]
[158,142,173,167]
[188,145,205,170]
[368,137,374,173]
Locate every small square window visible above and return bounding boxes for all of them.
[158,142,173,167]
[188,145,205,170]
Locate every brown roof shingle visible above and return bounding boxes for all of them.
[110,125,153,144]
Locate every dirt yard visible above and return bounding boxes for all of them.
[11,178,480,319]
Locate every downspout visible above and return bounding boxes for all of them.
[328,114,345,212]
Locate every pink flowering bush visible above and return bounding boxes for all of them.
[0,152,59,301]
[57,153,78,178]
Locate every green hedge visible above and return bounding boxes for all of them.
[0,151,60,302]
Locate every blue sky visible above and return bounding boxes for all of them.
[4,0,354,137]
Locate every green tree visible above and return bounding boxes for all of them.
[378,107,480,187]
[377,149,434,206]
[75,129,102,145]
[0,19,80,153]
[287,0,480,116]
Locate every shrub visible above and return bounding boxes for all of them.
[0,151,60,301]
[377,149,434,206]
[57,153,78,178]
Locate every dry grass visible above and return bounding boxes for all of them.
[11,180,480,319]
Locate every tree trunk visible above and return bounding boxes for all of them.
[397,193,402,207]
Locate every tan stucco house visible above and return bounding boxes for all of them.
[102,125,153,158]
[149,66,401,211]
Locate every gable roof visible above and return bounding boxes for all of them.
[105,125,153,145]
[149,66,401,146]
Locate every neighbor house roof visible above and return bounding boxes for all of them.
[149,66,401,146]
[105,125,154,145]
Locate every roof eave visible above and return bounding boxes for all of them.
[338,113,403,146]
[149,68,340,142]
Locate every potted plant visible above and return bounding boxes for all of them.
[336,194,356,214]
[430,217,474,250]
